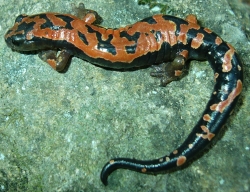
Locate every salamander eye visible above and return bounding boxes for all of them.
[15,14,28,23]
[9,34,26,48]
[11,37,22,47]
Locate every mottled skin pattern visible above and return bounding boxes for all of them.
[5,4,243,186]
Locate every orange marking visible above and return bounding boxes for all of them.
[177,156,186,166]
[204,28,212,33]
[173,150,178,155]
[185,14,197,24]
[47,59,57,70]
[4,15,27,39]
[203,114,211,122]
[191,33,204,49]
[175,70,182,76]
[141,168,147,173]
[26,30,34,40]
[109,160,115,164]
[178,21,200,45]
[197,125,215,141]
[214,73,219,81]
[165,157,170,161]
[210,80,242,113]
[152,15,178,46]
[237,65,242,71]
[98,28,114,41]
[178,32,188,45]
[215,36,222,45]
[179,50,189,59]
[222,45,235,72]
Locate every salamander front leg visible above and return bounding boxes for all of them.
[150,55,187,86]
[38,50,72,72]
[73,3,103,24]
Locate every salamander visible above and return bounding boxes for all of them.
[5,3,243,186]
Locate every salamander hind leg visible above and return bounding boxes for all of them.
[150,55,187,86]
[38,50,72,72]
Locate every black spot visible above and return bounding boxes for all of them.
[56,15,75,29]
[140,16,157,24]
[155,31,162,42]
[86,26,116,55]
[120,31,140,42]
[86,25,96,33]
[78,31,89,45]
[97,34,116,55]
[16,21,36,32]
[15,14,28,23]
[162,15,187,24]
[125,44,137,54]
[120,31,141,54]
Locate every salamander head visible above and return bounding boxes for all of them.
[5,14,41,51]
[5,13,68,52]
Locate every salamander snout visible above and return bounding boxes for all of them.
[5,31,24,50]
[4,30,32,51]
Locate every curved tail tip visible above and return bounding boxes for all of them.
[101,177,108,186]
[100,174,108,186]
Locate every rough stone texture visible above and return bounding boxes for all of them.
[0,0,249,191]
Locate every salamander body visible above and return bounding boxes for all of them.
[5,4,243,186]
